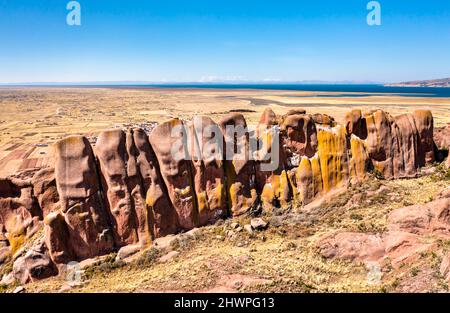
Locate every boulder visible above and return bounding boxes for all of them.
[387,196,450,238]
[250,218,268,230]
[440,253,450,282]
[149,119,199,230]
[44,211,75,264]
[317,190,450,269]
[159,250,179,263]
[116,244,142,261]
[12,239,57,284]
[284,109,306,117]
[365,110,402,179]
[317,232,385,262]
[316,230,432,269]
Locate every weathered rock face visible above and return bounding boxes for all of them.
[0,108,440,282]
[0,177,41,254]
[31,168,59,218]
[280,114,318,165]
[348,135,370,184]
[364,109,435,179]
[53,136,114,261]
[434,123,450,150]
[133,128,178,238]
[95,129,140,247]
[317,125,349,192]
[345,109,368,140]
[220,113,258,216]
[256,108,291,210]
[149,119,199,229]
[189,116,227,225]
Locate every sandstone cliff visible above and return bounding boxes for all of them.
[0,108,444,284]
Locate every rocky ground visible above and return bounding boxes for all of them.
[2,165,448,293]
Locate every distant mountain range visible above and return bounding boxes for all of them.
[0,80,384,86]
[386,78,450,88]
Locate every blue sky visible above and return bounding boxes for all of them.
[0,0,449,83]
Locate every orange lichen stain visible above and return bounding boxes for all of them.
[196,191,209,215]
[260,170,290,210]
[214,181,224,208]
[317,125,348,193]
[349,135,369,183]
[6,216,26,255]
[310,155,323,196]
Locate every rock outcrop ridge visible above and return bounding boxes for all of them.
[0,108,443,283]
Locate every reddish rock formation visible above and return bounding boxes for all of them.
[364,109,435,179]
[53,136,114,261]
[317,188,450,269]
[95,129,142,247]
[31,168,59,218]
[149,119,199,229]
[12,239,57,284]
[0,108,441,282]
[345,109,368,139]
[219,113,258,216]
[285,109,306,116]
[280,114,318,167]
[133,128,178,238]
[434,123,450,150]
[188,116,227,225]
[312,113,335,126]
[256,109,291,209]
[0,177,41,255]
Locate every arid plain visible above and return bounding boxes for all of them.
[1,86,449,178]
[1,87,450,293]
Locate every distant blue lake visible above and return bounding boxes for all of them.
[101,84,450,98]
[7,84,450,98]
